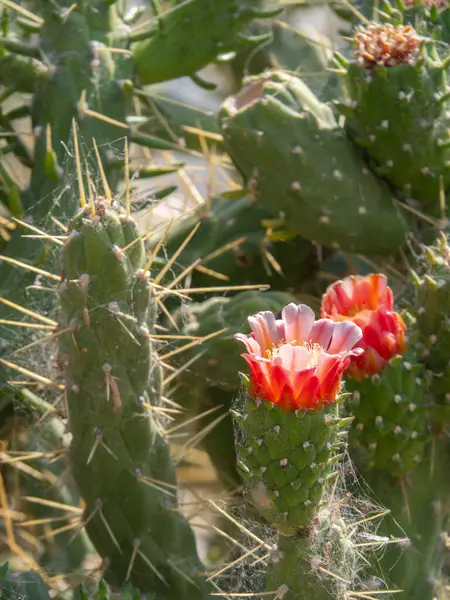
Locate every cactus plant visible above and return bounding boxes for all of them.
[231,303,378,599]
[320,272,449,599]
[339,23,450,211]
[2,0,450,598]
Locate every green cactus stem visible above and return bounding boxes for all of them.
[57,198,210,597]
[265,514,356,600]
[132,0,281,86]
[0,0,135,402]
[233,396,351,532]
[352,440,450,600]
[219,70,407,255]
[346,353,431,475]
[341,23,450,210]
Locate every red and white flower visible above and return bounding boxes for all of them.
[235,303,363,411]
[321,273,407,380]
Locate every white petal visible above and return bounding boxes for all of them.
[234,333,262,356]
[248,311,279,351]
[327,321,362,353]
[278,344,312,371]
[281,303,315,344]
[309,319,336,350]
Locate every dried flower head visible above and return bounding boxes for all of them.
[354,23,420,68]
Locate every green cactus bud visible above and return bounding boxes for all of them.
[219,70,407,254]
[58,200,209,597]
[346,354,431,475]
[342,23,450,210]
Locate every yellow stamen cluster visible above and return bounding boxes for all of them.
[354,23,420,68]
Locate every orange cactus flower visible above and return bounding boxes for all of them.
[234,303,363,411]
[321,273,407,380]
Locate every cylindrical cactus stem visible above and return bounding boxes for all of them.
[57,199,210,598]
[320,273,431,473]
[265,515,356,600]
[340,22,450,211]
[412,233,450,424]
[232,303,364,598]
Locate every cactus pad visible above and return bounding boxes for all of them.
[219,70,407,254]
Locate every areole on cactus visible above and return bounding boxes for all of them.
[234,303,363,410]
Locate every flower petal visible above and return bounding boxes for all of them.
[319,357,348,404]
[292,371,321,409]
[281,303,315,344]
[278,344,313,372]
[309,319,337,350]
[248,311,280,352]
[327,321,363,353]
[234,333,262,356]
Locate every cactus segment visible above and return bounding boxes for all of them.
[410,233,450,426]
[265,515,356,600]
[357,439,450,600]
[57,200,209,597]
[233,397,350,533]
[346,354,431,474]
[219,70,407,254]
[413,233,450,371]
[132,0,280,85]
[342,24,450,208]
